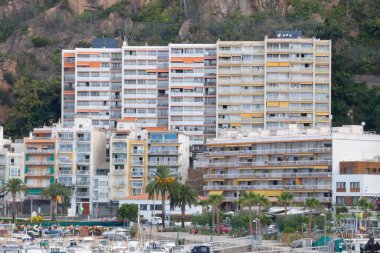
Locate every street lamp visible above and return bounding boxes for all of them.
[253,219,258,238]
[321,213,327,241]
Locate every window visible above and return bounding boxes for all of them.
[336,197,345,205]
[140,204,148,210]
[350,182,360,189]
[336,182,346,189]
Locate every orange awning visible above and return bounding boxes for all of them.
[64,53,75,57]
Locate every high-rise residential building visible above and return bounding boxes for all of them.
[109,122,189,200]
[122,45,169,128]
[202,124,380,210]
[62,39,123,129]
[168,44,217,151]
[216,32,331,134]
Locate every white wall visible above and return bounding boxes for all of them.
[332,133,380,203]
[119,199,202,220]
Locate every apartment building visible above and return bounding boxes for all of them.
[217,31,331,134]
[109,122,190,200]
[122,45,169,128]
[62,39,123,129]
[334,161,380,206]
[169,44,217,150]
[202,124,380,210]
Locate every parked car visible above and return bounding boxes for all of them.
[214,224,231,234]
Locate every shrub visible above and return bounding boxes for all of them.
[31,36,50,47]
[284,226,296,233]
[75,40,92,48]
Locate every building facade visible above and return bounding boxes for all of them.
[109,122,190,200]
[216,35,331,134]
[202,124,380,210]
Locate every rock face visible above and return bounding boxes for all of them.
[0,59,17,90]
[67,0,120,14]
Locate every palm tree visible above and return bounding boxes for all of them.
[240,191,257,235]
[277,192,294,218]
[42,182,72,221]
[208,194,224,235]
[198,199,210,214]
[170,183,198,228]
[146,165,179,229]
[304,197,321,238]
[1,178,28,222]
[255,193,270,236]
[357,198,375,230]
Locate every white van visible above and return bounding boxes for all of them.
[147,216,163,225]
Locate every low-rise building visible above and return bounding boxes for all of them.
[202,124,380,210]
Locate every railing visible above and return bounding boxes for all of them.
[204,172,332,179]
[77,170,90,175]
[77,159,90,164]
[204,184,331,191]
[77,137,91,142]
[132,161,144,166]
[25,160,55,165]
[76,192,90,197]
[26,149,54,154]
[148,150,178,155]
[148,161,178,166]
[113,158,127,164]
[148,139,178,144]
[204,159,332,168]
[112,147,127,153]
[132,151,144,155]
[131,171,144,177]
[113,170,125,175]
[76,181,91,186]
[26,172,53,177]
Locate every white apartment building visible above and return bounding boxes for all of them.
[217,31,331,134]
[122,45,169,128]
[202,124,380,210]
[169,44,217,150]
[62,46,123,129]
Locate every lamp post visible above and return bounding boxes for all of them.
[253,219,258,239]
[321,213,326,241]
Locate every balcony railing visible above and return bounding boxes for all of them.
[148,150,178,155]
[113,158,127,164]
[113,170,125,175]
[26,172,53,177]
[131,171,144,177]
[148,161,178,166]
[112,147,127,153]
[204,184,331,191]
[76,181,91,186]
[25,160,55,165]
[26,149,55,154]
[77,170,90,175]
[223,196,332,202]
[204,172,332,179]
[148,139,178,144]
[77,159,90,164]
[204,160,332,168]
[76,192,90,197]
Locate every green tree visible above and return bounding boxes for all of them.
[304,197,321,238]
[255,193,270,236]
[197,199,210,214]
[170,183,198,228]
[5,77,60,139]
[117,204,138,223]
[357,198,375,230]
[146,165,179,228]
[42,182,72,221]
[1,178,28,222]
[239,191,257,235]
[208,194,224,235]
[277,192,294,218]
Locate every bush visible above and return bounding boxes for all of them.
[75,40,92,48]
[31,36,50,47]
[27,215,44,223]
[284,226,296,233]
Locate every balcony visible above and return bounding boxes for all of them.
[112,147,127,153]
[76,192,90,197]
[114,181,125,187]
[77,137,91,142]
[113,170,125,175]
[203,184,331,191]
[26,149,55,154]
[26,172,53,177]
[148,139,178,144]
[77,159,90,164]
[131,171,144,177]
[206,147,332,157]
[292,197,332,202]
[203,172,332,180]
[25,160,55,165]
[148,150,178,155]
[77,170,90,175]
[113,158,127,164]
[148,160,178,166]
[205,159,332,168]
[132,161,144,166]
[132,150,144,155]
[76,180,90,186]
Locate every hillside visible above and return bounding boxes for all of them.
[0,0,379,138]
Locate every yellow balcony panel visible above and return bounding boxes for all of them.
[241,113,251,118]
[208,190,224,195]
[267,101,279,107]
[231,123,241,127]
[279,62,290,67]
[252,113,264,117]
[279,102,289,108]
[267,62,279,67]
[313,165,329,169]
[246,190,282,196]
[316,112,329,116]
[209,179,225,182]
[316,53,330,57]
